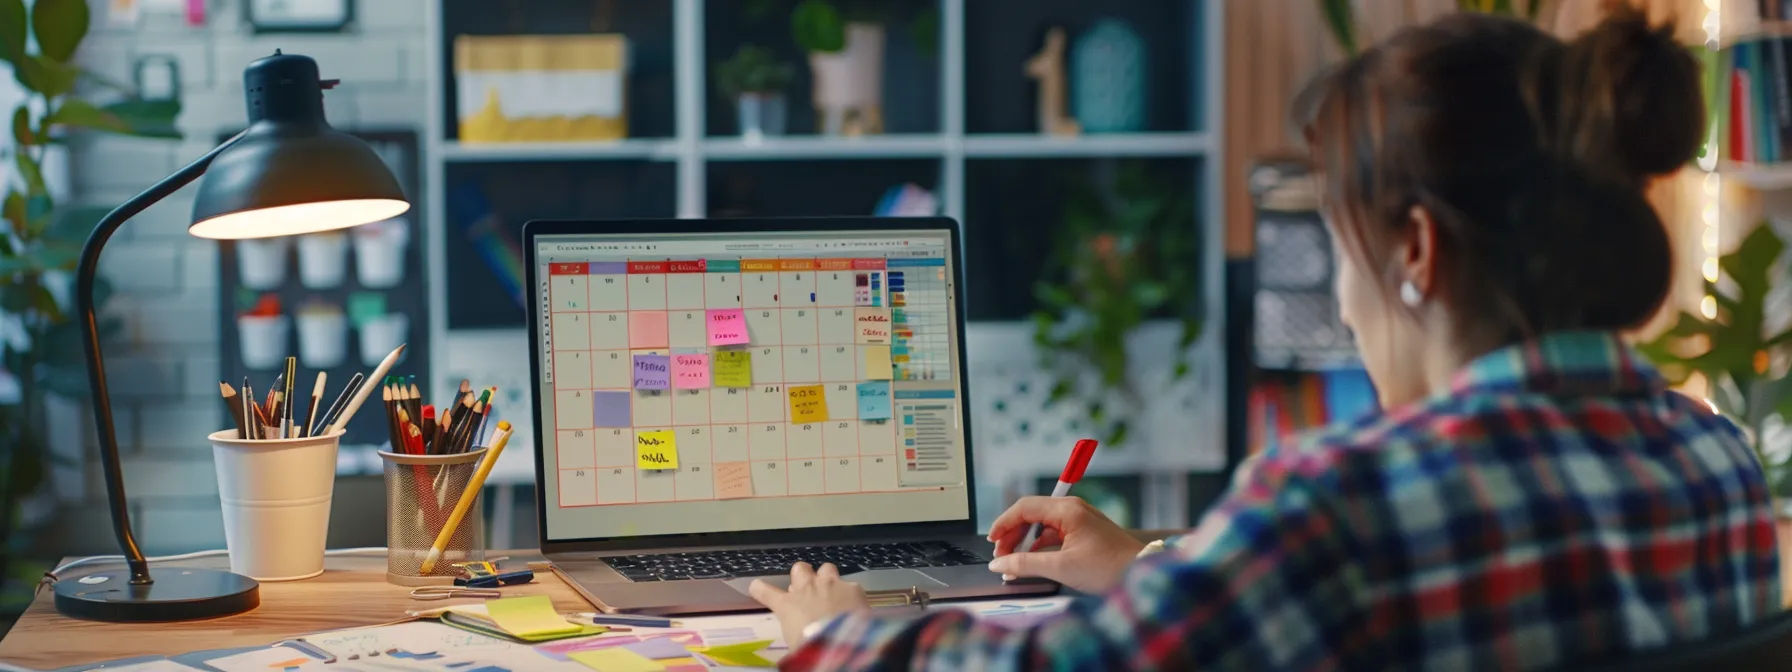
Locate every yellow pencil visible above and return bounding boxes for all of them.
[420,420,511,574]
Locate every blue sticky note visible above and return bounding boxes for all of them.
[633,354,671,390]
[593,391,631,428]
[857,382,892,420]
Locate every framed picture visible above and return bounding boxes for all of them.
[243,0,354,34]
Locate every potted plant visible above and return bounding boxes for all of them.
[1638,223,1792,505]
[1031,162,1203,446]
[791,0,888,136]
[715,44,795,140]
[0,0,181,612]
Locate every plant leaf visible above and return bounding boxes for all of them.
[13,149,45,195]
[792,0,845,53]
[0,0,23,66]
[1317,0,1356,55]
[101,98,183,138]
[2,191,23,236]
[9,106,31,146]
[29,0,89,63]
[46,98,129,133]
[16,55,78,97]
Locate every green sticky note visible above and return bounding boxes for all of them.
[569,648,663,672]
[484,595,583,638]
[686,639,775,667]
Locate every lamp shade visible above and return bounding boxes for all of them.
[189,52,409,240]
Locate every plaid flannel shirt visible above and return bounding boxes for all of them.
[784,331,1781,671]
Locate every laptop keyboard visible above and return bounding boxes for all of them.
[603,541,985,582]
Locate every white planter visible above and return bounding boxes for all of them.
[737,93,788,141]
[809,23,885,136]
[238,315,290,370]
[359,313,409,367]
[296,232,349,289]
[296,311,348,369]
[353,221,409,289]
[237,238,290,290]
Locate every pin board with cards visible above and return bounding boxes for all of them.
[543,256,959,508]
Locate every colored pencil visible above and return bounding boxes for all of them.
[421,421,512,573]
[220,381,247,439]
[302,372,325,440]
[282,357,296,438]
[315,372,363,435]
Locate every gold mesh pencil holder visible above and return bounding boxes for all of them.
[381,448,487,586]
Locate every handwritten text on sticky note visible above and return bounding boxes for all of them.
[707,309,750,346]
[673,353,711,389]
[854,308,891,344]
[857,382,892,420]
[633,354,671,390]
[788,385,829,424]
[715,461,754,499]
[713,349,752,388]
[636,430,679,470]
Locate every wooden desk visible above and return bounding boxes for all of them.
[5,527,1790,669]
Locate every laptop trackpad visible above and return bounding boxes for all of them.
[726,568,948,596]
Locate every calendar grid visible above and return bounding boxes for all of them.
[549,256,906,509]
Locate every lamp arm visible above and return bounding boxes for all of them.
[77,130,246,585]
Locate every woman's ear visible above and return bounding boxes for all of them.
[1401,205,1439,303]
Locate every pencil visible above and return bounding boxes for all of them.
[406,380,421,423]
[282,357,296,438]
[315,372,363,435]
[421,421,512,573]
[303,372,325,440]
[445,394,477,454]
[327,343,406,435]
[383,382,401,451]
[243,378,258,439]
[422,405,437,454]
[220,382,247,439]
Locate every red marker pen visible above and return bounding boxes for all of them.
[1016,439,1098,554]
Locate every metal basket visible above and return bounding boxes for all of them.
[380,449,487,586]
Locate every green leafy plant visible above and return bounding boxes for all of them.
[1317,0,1545,54]
[714,44,796,99]
[1031,162,1203,447]
[747,0,935,56]
[1638,224,1792,495]
[0,0,181,611]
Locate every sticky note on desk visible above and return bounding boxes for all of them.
[673,353,711,389]
[788,385,828,424]
[569,648,662,672]
[707,308,750,345]
[713,349,752,388]
[687,639,776,667]
[863,345,893,380]
[854,308,891,344]
[485,595,584,638]
[633,354,670,390]
[857,382,892,420]
[636,430,679,469]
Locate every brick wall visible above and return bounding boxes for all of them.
[58,0,429,554]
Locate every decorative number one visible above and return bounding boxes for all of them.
[1025,27,1081,137]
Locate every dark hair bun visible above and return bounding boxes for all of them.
[1555,6,1705,182]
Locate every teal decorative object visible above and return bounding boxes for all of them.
[1071,18,1146,133]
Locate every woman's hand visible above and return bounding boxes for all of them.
[986,496,1145,593]
[749,562,871,647]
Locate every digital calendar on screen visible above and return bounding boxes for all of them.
[534,231,971,541]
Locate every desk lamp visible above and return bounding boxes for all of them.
[54,51,410,622]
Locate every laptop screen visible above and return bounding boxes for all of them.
[532,228,971,542]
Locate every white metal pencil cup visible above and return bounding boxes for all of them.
[208,429,343,581]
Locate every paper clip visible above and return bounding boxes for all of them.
[866,586,931,609]
[409,585,502,601]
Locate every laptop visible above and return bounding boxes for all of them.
[522,217,1057,615]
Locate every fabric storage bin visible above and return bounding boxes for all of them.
[454,34,629,143]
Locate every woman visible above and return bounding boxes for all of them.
[751,8,1782,670]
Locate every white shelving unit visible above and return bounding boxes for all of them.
[423,0,1227,532]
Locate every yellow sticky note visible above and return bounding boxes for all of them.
[484,595,583,638]
[713,349,752,388]
[687,640,776,668]
[569,648,664,672]
[863,345,893,380]
[636,430,679,470]
[788,384,829,424]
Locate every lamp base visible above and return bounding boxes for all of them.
[54,567,260,622]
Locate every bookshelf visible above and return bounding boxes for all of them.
[421,0,1227,531]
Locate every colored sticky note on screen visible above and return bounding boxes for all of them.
[857,382,892,420]
[485,595,584,638]
[713,349,752,388]
[788,384,829,424]
[863,345,893,379]
[707,308,750,345]
[593,390,632,427]
[715,461,754,499]
[636,430,679,469]
[569,648,662,672]
[633,354,671,390]
[854,308,891,344]
[673,353,711,389]
[629,311,670,348]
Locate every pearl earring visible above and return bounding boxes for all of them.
[1399,280,1423,307]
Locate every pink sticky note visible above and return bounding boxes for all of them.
[673,353,711,389]
[715,462,754,499]
[629,311,670,348]
[706,309,749,346]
